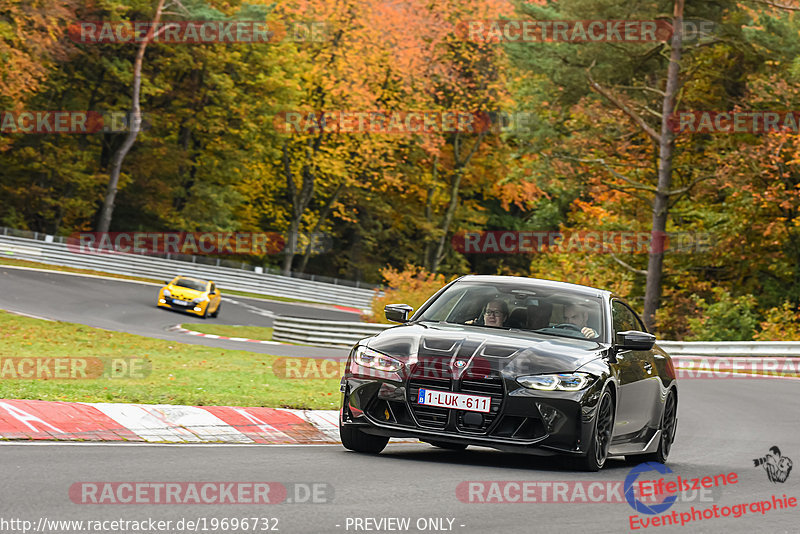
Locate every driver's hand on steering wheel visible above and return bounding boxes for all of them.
[581,326,597,338]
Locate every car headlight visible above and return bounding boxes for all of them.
[163,289,171,297]
[516,372,594,391]
[354,346,403,372]
[191,296,209,304]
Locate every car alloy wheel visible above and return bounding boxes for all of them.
[576,389,614,471]
[637,390,677,464]
[593,391,614,466]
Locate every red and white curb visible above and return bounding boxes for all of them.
[168,324,283,346]
[0,399,342,444]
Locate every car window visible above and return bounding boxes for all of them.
[210,283,216,293]
[435,286,490,323]
[174,278,207,292]
[417,281,603,339]
[611,300,637,338]
[630,306,646,332]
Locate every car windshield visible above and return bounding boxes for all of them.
[173,278,207,292]
[416,281,604,340]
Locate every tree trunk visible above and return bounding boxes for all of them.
[282,217,299,275]
[430,170,464,272]
[297,182,344,273]
[422,156,438,269]
[96,0,166,233]
[281,137,321,276]
[430,132,486,272]
[643,0,684,331]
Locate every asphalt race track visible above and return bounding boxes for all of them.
[1,376,799,533]
[0,266,799,533]
[0,266,355,358]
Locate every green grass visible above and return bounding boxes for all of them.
[183,323,274,341]
[0,311,340,409]
[0,256,317,304]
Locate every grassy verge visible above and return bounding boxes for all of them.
[183,323,274,341]
[0,256,316,304]
[0,311,339,409]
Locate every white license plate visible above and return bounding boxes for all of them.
[417,389,491,413]
[172,299,187,306]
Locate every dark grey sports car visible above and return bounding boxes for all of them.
[339,275,678,471]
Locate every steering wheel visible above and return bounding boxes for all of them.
[553,323,582,332]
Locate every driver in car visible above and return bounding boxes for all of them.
[563,303,598,338]
[483,299,509,327]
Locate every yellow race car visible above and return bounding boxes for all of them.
[157,275,222,318]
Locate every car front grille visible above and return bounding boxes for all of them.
[406,358,505,434]
[407,375,451,429]
[456,375,504,433]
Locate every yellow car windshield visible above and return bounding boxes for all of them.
[173,279,207,292]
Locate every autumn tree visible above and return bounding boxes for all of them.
[506,0,757,331]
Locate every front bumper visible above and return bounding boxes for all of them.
[157,297,208,316]
[340,362,607,456]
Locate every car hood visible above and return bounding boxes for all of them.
[364,322,607,375]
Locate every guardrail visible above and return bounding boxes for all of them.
[272,316,390,346]
[0,233,377,309]
[271,318,800,353]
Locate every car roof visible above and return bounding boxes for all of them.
[454,275,612,299]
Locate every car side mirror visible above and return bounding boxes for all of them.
[385,304,413,323]
[615,330,656,351]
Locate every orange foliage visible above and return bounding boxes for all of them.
[364,265,456,323]
[0,0,76,107]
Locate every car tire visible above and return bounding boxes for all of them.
[427,441,468,450]
[211,302,220,318]
[634,390,677,464]
[340,423,389,454]
[574,389,615,472]
[201,304,209,319]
